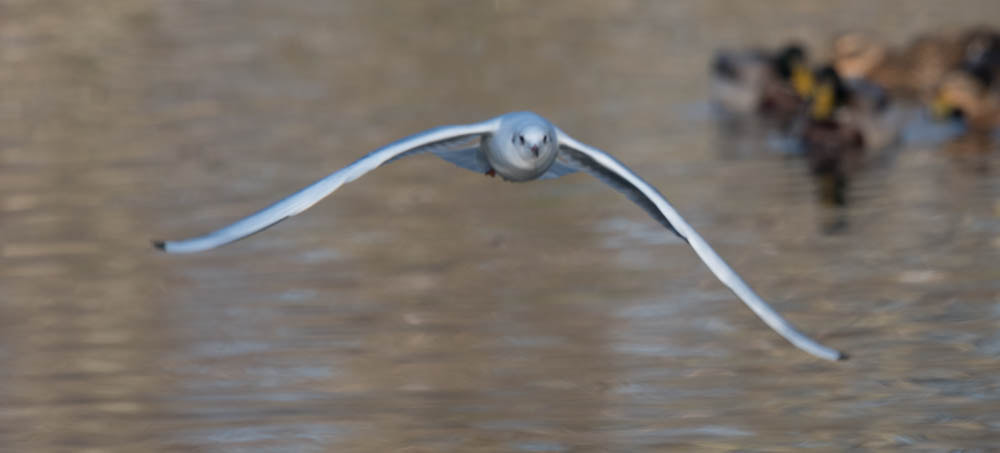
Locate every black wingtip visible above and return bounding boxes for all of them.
[837,351,849,361]
[151,240,166,251]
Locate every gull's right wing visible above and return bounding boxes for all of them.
[556,128,846,361]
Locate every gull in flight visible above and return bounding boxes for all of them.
[155,111,846,361]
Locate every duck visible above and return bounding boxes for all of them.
[958,26,1000,89]
[931,67,1000,149]
[833,31,962,101]
[799,66,870,205]
[833,32,904,93]
[710,43,815,125]
[804,64,903,149]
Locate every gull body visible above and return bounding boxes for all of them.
[483,112,559,181]
[154,111,845,361]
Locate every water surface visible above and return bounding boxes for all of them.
[2,1,999,451]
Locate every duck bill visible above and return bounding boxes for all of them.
[810,83,836,120]
[930,94,955,120]
[791,63,815,98]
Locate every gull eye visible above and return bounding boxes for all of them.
[519,135,525,145]
[542,135,548,143]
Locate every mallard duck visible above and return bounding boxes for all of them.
[710,43,815,124]
[931,68,1000,140]
[904,33,966,100]
[833,31,962,101]
[804,64,902,150]
[800,66,866,205]
[833,32,903,91]
[958,26,1000,89]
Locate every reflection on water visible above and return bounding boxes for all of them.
[2,0,999,451]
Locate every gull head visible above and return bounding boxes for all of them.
[511,123,553,159]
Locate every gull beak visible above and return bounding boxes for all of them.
[530,145,539,157]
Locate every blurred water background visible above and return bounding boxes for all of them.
[1,0,999,451]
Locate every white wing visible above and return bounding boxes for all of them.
[155,118,501,253]
[556,129,845,361]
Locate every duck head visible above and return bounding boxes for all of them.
[810,66,851,121]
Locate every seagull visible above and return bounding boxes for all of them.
[154,111,846,361]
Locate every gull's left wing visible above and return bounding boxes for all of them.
[556,128,845,361]
[154,118,501,253]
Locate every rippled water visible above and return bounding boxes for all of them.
[2,1,999,451]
